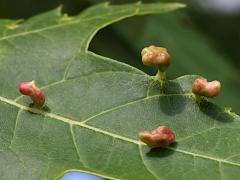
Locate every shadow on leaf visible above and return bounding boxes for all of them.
[199,99,233,123]
[28,103,51,113]
[148,80,185,96]
[148,80,187,116]
[158,95,187,116]
[161,81,185,94]
[146,142,177,158]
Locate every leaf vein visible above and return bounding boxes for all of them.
[70,124,87,167]
[14,71,146,102]
[219,162,223,180]
[9,109,22,148]
[138,144,161,180]
[1,95,240,168]
[0,20,79,41]
[177,127,219,142]
[82,93,192,124]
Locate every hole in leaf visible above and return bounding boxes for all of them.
[61,172,103,180]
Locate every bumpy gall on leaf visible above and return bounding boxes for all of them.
[139,126,175,148]
[192,78,221,97]
[141,45,170,71]
[18,81,45,108]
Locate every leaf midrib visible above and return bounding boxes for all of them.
[1,95,240,169]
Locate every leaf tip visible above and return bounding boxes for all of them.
[5,19,23,30]
[56,4,64,16]
[136,1,142,5]
[178,3,187,8]
[103,1,110,7]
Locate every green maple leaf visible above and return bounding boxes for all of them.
[0,2,239,180]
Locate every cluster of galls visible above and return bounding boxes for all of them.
[18,45,222,149]
[141,45,221,98]
[138,45,221,148]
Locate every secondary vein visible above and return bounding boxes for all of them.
[1,95,240,168]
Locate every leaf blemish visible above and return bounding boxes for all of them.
[18,80,45,109]
[141,45,170,81]
[139,126,175,148]
[192,78,221,98]
[60,14,74,22]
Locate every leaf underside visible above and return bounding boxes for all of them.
[109,12,240,114]
[0,2,240,180]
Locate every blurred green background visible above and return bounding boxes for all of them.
[0,0,239,113]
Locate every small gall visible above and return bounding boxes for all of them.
[141,45,170,71]
[139,126,175,148]
[18,81,45,108]
[192,78,221,97]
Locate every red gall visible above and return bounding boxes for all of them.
[18,81,45,108]
[192,78,221,97]
[139,126,175,148]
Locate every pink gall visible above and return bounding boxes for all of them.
[139,126,175,148]
[18,81,45,108]
[141,45,170,71]
[192,78,221,97]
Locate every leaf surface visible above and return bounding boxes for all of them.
[96,12,240,114]
[0,2,240,180]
